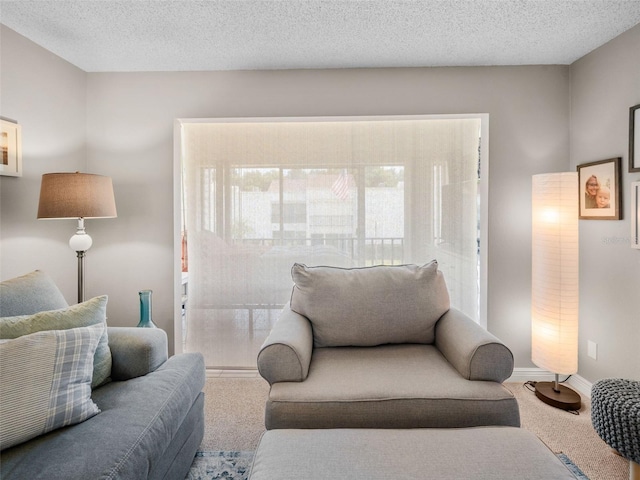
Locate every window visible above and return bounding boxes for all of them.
[271,202,307,224]
[180,115,486,367]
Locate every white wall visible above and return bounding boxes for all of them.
[84,66,570,358]
[0,26,87,300]
[3,25,573,367]
[570,24,640,381]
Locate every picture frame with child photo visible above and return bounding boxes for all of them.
[577,157,621,220]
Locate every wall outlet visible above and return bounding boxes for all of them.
[588,340,597,360]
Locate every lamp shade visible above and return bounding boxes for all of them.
[37,172,117,219]
[531,172,579,375]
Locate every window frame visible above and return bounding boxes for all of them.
[173,114,489,354]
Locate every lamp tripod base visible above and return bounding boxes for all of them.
[535,381,581,410]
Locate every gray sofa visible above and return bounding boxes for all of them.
[0,271,205,480]
[258,262,520,429]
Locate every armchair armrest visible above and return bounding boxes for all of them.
[108,327,168,381]
[434,308,513,383]
[257,304,313,385]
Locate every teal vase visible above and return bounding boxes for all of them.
[137,290,157,328]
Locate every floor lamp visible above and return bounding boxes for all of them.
[531,172,581,411]
[37,172,117,304]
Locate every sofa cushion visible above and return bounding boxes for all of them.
[0,270,68,316]
[0,296,112,388]
[265,344,520,429]
[0,324,103,450]
[290,261,450,347]
[0,352,205,480]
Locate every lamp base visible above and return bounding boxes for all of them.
[535,381,581,410]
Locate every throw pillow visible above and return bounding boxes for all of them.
[290,261,450,347]
[0,296,111,388]
[0,324,103,451]
[0,270,68,316]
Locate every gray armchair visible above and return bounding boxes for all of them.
[258,261,519,430]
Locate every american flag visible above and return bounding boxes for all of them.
[331,170,350,200]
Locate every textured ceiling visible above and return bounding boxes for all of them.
[1,0,640,72]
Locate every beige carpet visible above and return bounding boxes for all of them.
[506,382,628,480]
[199,377,629,480]
[200,376,270,452]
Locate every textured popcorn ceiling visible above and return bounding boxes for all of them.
[1,0,640,72]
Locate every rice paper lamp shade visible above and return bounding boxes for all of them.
[37,173,117,219]
[531,172,579,375]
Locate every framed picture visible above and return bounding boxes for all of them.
[631,104,640,173]
[0,118,22,177]
[632,181,640,249]
[577,157,621,220]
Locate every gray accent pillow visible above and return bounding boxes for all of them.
[0,324,103,451]
[0,270,68,316]
[290,261,450,348]
[0,296,111,388]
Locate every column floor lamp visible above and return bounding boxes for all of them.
[37,172,117,304]
[531,172,581,411]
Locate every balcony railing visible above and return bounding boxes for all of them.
[231,236,405,265]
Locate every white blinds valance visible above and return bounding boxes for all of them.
[182,117,479,168]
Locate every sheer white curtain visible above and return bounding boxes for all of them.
[181,116,482,368]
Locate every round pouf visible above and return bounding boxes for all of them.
[591,378,640,479]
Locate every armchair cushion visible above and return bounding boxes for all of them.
[265,344,519,429]
[290,261,450,348]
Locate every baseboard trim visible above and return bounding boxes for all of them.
[206,368,260,378]
[204,367,594,397]
[507,368,592,398]
[566,375,592,399]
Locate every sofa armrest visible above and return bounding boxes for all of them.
[257,304,313,385]
[108,327,169,381]
[434,308,514,383]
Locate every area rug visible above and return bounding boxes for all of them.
[557,453,590,480]
[186,451,589,479]
[186,451,254,480]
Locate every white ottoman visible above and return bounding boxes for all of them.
[248,427,579,479]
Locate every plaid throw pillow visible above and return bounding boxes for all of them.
[0,324,103,450]
[0,296,111,388]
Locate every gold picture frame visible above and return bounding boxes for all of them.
[0,118,22,177]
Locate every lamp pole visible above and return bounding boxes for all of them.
[69,217,93,304]
[76,250,86,303]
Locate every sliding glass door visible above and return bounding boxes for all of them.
[180,116,484,368]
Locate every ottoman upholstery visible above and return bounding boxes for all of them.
[591,378,640,478]
[248,427,578,480]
